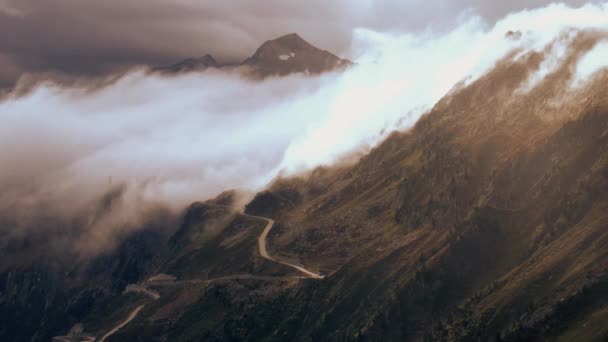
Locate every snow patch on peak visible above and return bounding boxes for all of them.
[279,53,295,61]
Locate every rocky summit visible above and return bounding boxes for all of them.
[241,33,352,77]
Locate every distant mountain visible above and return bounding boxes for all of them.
[154,54,218,73]
[154,33,351,77]
[241,33,352,77]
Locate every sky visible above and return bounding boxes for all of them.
[0,0,599,87]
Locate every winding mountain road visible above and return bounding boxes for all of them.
[124,284,160,300]
[248,213,324,279]
[88,205,323,341]
[206,203,324,278]
[99,305,145,342]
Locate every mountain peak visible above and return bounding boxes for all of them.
[155,54,218,73]
[279,32,303,40]
[242,33,351,77]
[271,33,309,46]
[154,33,351,77]
[247,33,317,61]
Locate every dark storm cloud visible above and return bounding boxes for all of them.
[0,0,599,86]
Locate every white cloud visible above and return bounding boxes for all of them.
[573,40,608,86]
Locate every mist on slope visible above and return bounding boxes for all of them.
[1,2,608,260]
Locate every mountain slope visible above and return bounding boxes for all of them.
[92,31,608,341]
[3,32,608,342]
[237,33,608,341]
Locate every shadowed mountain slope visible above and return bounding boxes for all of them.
[3,32,608,342]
